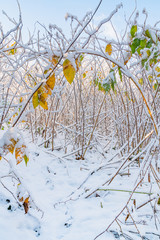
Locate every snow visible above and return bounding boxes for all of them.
[0,132,159,240]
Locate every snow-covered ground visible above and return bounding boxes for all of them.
[0,133,160,240]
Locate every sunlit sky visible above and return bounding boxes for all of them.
[0,0,160,40]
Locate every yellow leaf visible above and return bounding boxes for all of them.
[139,78,143,85]
[148,75,153,83]
[63,59,76,84]
[9,42,17,55]
[44,69,49,75]
[46,73,55,90]
[0,156,2,160]
[32,91,39,109]
[156,66,160,72]
[105,44,112,55]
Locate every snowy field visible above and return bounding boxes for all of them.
[0,132,159,240]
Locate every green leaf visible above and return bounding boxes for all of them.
[145,29,151,38]
[103,83,111,93]
[111,79,115,91]
[118,67,122,81]
[146,40,153,48]
[157,197,160,205]
[23,155,29,166]
[131,44,136,54]
[98,82,104,91]
[130,38,140,54]
[137,47,142,55]
[140,39,147,48]
[133,38,140,47]
[141,58,147,67]
[63,59,76,84]
[80,54,84,62]
[130,25,137,38]
[153,83,158,90]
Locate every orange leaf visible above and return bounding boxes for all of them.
[39,100,48,110]
[44,84,52,95]
[46,73,55,90]
[23,200,29,214]
[4,138,17,154]
[50,55,59,66]
[15,144,26,165]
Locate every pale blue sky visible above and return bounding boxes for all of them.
[0,0,159,40]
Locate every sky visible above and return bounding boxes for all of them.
[0,0,160,40]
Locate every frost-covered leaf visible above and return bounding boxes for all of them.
[15,144,27,165]
[111,79,115,91]
[130,25,137,38]
[103,82,111,92]
[146,40,152,48]
[4,138,17,154]
[50,55,59,66]
[145,29,151,38]
[105,44,112,55]
[63,59,76,84]
[44,84,52,95]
